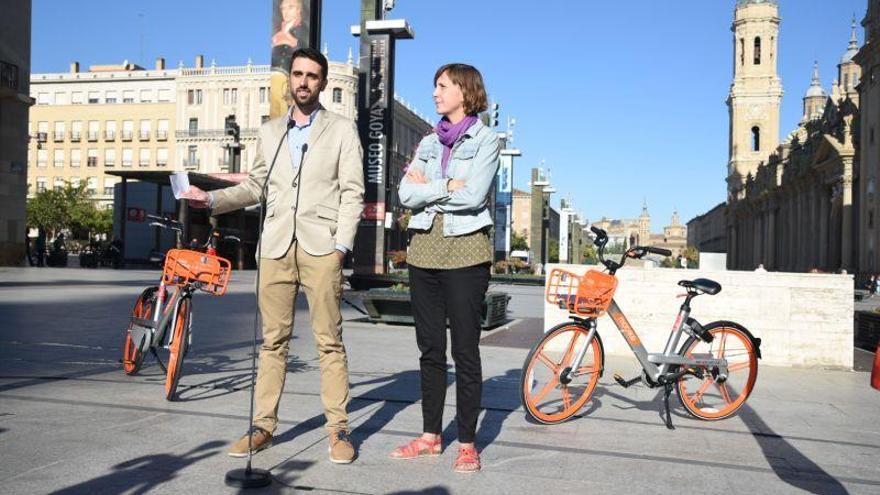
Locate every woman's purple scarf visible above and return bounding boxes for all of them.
[435,115,478,178]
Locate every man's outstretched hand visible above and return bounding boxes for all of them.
[180,186,211,209]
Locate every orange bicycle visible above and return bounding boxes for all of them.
[521,226,761,428]
[121,215,235,400]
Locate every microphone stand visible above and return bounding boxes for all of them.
[225,119,294,489]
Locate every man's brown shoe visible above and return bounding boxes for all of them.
[328,430,356,464]
[228,427,273,458]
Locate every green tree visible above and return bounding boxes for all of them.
[582,243,598,264]
[548,239,559,263]
[511,230,528,251]
[27,183,107,238]
[683,246,700,269]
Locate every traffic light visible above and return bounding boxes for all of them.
[224,114,240,141]
[490,103,500,127]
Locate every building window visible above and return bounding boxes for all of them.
[739,39,745,67]
[120,119,133,141]
[259,87,267,103]
[0,61,18,90]
[188,118,198,135]
[157,119,169,140]
[187,89,202,105]
[261,115,271,124]
[54,177,65,192]
[53,149,64,167]
[223,88,230,105]
[139,120,151,140]
[105,120,117,140]
[36,177,47,192]
[71,121,82,141]
[186,145,198,168]
[753,37,762,65]
[54,92,68,105]
[71,91,84,105]
[104,178,116,196]
[158,89,171,102]
[140,89,152,102]
[105,91,117,104]
[37,92,50,105]
[332,87,342,103]
[122,148,133,167]
[71,149,81,168]
[37,149,47,167]
[87,149,98,167]
[751,126,760,152]
[86,177,97,195]
[122,90,135,103]
[157,148,168,167]
[139,148,150,167]
[88,91,100,104]
[88,120,99,141]
[54,121,66,142]
[104,149,116,167]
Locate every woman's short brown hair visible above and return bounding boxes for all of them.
[434,63,488,116]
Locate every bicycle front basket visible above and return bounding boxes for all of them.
[545,268,617,316]
[161,249,232,296]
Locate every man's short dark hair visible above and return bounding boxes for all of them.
[288,47,329,81]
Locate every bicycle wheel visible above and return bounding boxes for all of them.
[122,287,157,375]
[676,321,759,420]
[521,321,604,424]
[164,297,191,401]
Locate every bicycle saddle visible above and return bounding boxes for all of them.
[678,278,721,295]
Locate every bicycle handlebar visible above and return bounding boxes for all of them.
[589,227,673,275]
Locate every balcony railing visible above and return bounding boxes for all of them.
[138,160,150,167]
[156,130,168,141]
[175,128,258,139]
[103,131,115,141]
[157,160,168,167]
[121,131,133,141]
[104,160,115,168]
[122,160,132,167]
[53,132,65,142]
[87,132,99,141]
[138,131,150,141]
[183,159,200,169]
[70,132,81,142]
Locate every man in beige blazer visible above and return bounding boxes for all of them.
[183,47,364,464]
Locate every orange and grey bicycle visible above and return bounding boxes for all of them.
[121,214,235,401]
[521,226,761,429]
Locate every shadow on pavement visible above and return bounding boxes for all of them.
[739,404,849,495]
[388,487,451,495]
[47,440,224,495]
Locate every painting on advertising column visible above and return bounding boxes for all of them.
[270,0,322,118]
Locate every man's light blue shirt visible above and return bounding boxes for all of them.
[287,106,317,174]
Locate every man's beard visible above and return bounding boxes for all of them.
[293,87,319,108]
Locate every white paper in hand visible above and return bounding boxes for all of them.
[170,172,190,199]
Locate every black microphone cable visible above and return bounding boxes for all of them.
[241,117,293,478]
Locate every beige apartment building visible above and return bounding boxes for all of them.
[27,59,177,207]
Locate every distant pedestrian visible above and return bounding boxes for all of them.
[35,229,46,267]
[755,263,767,273]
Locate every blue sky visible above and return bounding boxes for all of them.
[32,0,865,228]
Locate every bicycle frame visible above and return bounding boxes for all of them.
[573,300,729,384]
[130,279,192,357]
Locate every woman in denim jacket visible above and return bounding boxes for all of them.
[391,63,499,473]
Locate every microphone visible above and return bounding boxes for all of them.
[291,143,308,188]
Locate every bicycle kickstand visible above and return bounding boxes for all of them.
[663,383,675,430]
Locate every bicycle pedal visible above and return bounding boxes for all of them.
[613,373,641,388]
